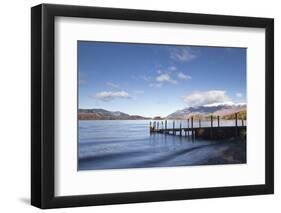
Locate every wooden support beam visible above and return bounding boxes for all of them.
[191,116,194,138]
[180,122,182,136]
[187,119,190,136]
[235,113,238,137]
[210,115,213,139]
[149,119,247,140]
[173,120,175,135]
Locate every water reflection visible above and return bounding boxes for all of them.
[78,120,246,170]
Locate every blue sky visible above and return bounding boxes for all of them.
[78,41,246,117]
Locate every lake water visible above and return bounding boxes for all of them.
[78,120,246,170]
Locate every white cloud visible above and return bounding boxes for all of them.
[170,47,197,62]
[169,66,177,71]
[133,90,144,94]
[236,92,243,98]
[140,75,151,82]
[95,91,130,102]
[106,82,120,89]
[204,101,246,107]
[156,73,177,84]
[149,83,163,88]
[183,90,231,107]
[177,72,191,80]
[204,101,235,107]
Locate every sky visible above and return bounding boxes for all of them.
[78,41,246,117]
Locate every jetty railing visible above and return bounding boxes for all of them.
[149,113,246,140]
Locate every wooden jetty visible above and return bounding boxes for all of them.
[149,114,246,140]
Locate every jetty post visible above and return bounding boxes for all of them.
[210,115,213,139]
[235,113,238,137]
[180,121,182,136]
[184,123,186,136]
[187,119,190,136]
[149,115,246,140]
[173,120,175,135]
[191,116,194,139]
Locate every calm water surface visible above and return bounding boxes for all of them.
[78,120,246,170]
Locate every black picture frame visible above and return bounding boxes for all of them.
[31,3,274,209]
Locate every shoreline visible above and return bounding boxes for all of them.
[78,136,246,171]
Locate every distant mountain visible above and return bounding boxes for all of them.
[166,104,246,120]
[78,108,151,120]
[79,104,246,120]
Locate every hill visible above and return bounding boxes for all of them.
[166,104,246,120]
[78,108,151,120]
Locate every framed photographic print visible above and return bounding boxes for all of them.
[31,4,274,209]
